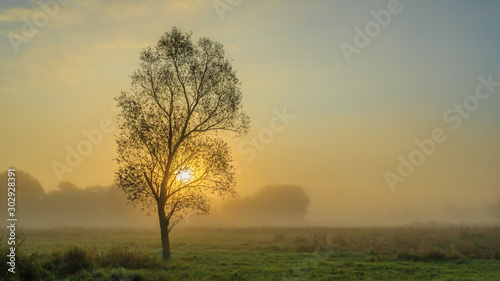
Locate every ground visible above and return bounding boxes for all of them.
[2,225,500,280]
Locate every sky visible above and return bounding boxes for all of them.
[1,0,500,225]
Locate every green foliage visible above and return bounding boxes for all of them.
[100,246,159,269]
[17,251,49,281]
[115,26,249,228]
[0,230,48,281]
[44,246,94,276]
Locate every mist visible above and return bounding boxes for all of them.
[1,170,498,228]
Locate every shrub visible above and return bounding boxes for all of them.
[396,247,459,262]
[17,251,51,281]
[420,248,448,261]
[395,249,421,261]
[101,246,154,269]
[0,230,49,281]
[45,246,94,276]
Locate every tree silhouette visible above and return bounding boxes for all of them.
[115,27,249,260]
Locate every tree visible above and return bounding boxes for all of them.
[114,27,250,260]
[0,170,45,220]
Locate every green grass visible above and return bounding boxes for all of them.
[1,225,500,280]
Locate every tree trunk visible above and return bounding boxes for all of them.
[158,205,171,260]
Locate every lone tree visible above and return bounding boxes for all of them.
[115,27,249,260]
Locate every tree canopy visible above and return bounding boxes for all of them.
[114,27,249,259]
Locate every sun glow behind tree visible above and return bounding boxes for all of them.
[175,167,195,183]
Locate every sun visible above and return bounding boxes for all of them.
[175,167,194,183]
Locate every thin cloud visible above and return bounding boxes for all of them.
[0,7,33,22]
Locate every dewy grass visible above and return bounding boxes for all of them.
[0,225,499,280]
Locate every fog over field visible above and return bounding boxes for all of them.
[1,171,498,228]
[0,1,499,228]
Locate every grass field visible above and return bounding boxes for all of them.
[2,224,500,280]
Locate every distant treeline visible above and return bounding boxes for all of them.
[0,171,154,227]
[0,171,310,227]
